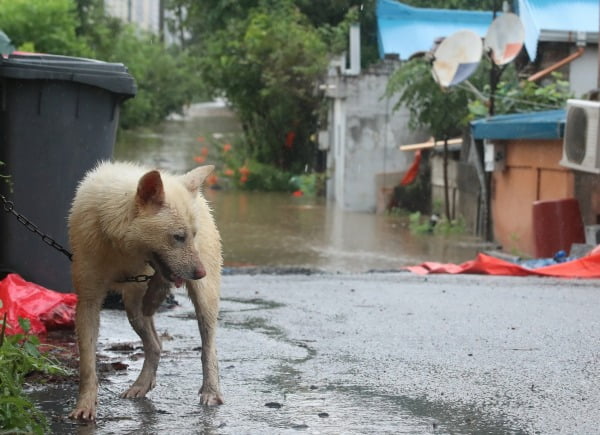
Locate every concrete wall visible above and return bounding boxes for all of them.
[325,62,429,212]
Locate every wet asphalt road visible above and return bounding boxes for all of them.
[33,271,600,434]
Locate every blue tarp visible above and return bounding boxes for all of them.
[471,109,566,140]
[376,0,493,59]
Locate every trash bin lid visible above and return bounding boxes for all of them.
[0,53,136,97]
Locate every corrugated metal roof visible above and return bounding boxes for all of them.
[471,109,566,140]
[517,0,599,61]
[376,0,494,59]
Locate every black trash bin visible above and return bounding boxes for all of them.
[0,53,136,292]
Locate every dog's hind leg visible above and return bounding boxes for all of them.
[120,284,162,398]
[187,279,224,405]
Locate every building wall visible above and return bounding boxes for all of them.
[491,139,574,256]
[569,47,599,97]
[325,63,429,212]
[105,0,160,33]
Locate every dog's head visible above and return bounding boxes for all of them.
[129,165,214,287]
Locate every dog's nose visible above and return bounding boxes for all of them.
[192,265,206,280]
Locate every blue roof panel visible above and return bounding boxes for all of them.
[518,0,599,61]
[376,0,494,59]
[471,109,566,140]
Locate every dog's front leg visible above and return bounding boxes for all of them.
[69,286,105,421]
[187,280,224,405]
[121,285,162,398]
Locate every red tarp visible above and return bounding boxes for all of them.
[406,252,600,278]
[0,273,77,335]
[400,150,422,186]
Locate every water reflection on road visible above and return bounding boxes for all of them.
[115,103,484,271]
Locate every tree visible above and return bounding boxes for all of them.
[0,0,89,56]
[168,0,380,172]
[386,57,482,221]
[193,1,328,171]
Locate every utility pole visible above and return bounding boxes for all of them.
[159,0,165,43]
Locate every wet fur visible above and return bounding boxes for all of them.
[68,161,223,420]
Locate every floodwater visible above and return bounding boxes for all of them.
[114,102,487,271]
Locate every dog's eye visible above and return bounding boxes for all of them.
[173,233,186,243]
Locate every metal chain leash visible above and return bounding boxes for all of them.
[0,193,152,282]
[117,274,153,283]
[1,193,73,261]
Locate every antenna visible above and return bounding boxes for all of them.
[484,13,525,65]
[431,30,483,88]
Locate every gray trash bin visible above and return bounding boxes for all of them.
[0,53,136,292]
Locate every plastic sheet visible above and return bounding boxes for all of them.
[0,273,77,335]
[406,251,600,278]
[400,150,422,186]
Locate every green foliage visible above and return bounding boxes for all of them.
[198,2,328,172]
[237,160,296,191]
[433,216,466,235]
[386,57,484,140]
[409,211,433,234]
[218,141,296,191]
[408,211,466,235]
[0,306,67,434]
[290,173,326,196]
[76,0,207,130]
[172,0,380,172]
[105,27,206,129]
[468,71,573,117]
[0,0,89,56]
[0,0,205,130]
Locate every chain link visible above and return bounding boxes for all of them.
[117,274,153,283]
[0,193,153,283]
[1,193,73,261]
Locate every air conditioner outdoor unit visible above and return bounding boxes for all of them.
[560,99,600,174]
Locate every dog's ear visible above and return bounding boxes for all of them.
[136,170,165,208]
[181,165,214,193]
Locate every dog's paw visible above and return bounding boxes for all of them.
[200,390,224,406]
[120,384,153,399]
[68,405,96,421]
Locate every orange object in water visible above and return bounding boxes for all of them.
[532,198,585,258]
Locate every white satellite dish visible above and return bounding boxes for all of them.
[432,30,483,88]
[484,13,525,65]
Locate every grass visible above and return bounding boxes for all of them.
[0,302,68,434]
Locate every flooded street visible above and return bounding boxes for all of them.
[28,104,600,434]
[114,103,484,272]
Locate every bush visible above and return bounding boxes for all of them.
[104,27,207,129]
[0,0,89,56]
